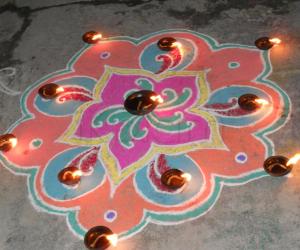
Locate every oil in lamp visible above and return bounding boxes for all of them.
[263,154,300,177]
[255,37,281,50]
[157,37,179,51]
[82,31,103,44]
[124,90,163,116]
[238,94,268,111]
[38,83,64,99]
[57,166,82,186]
[161,169,192,189]
[84,226,118,250]
[0,134,17,152]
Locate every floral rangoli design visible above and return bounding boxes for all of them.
[0,30,290,240]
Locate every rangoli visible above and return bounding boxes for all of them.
[0,29,290,240]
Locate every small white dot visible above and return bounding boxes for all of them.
[104,210,117,222]
[235,152,247,164]
[100,52,111,59]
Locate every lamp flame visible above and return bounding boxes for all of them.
[106,234,118,247]
[269,38,281,46]
[56,86,64,93]
[171,41,182,48]
[171,42,184,56]
[255,98,269,106]
[92,33,103,41]
[9,138,18,148]
[181,173,192,182]
[287,153,300,166]
[72,170,82,178]
[150,95,164,104]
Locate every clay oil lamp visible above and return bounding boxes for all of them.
[82,31,103,44]
[157,37,181,51]
[255,37,281,50]
[238,94,269,111]
[38,83,64,99]
[124,90,163,116]
[57,166,82,186]
[161,168,192,190]
[0,134,17,152]
[84,226,118,250]
[263,153,300,177]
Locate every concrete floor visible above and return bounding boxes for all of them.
[1,0,300,249]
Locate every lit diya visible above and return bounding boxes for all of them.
[82,31,103,44]
[84,226,118,250]
[263,154,300,177]
[161,169,192,189]
[0,134,17,152]
[238,94,268,111]
[57,166,82,186]
[124,90,163,116]
[255,37,281,50]
[157,37,179,51]
[38,83,64,99]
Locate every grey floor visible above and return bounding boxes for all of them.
[1,0,300,249]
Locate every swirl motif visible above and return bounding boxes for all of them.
[140,38,196,74]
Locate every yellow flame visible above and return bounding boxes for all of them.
[9,138,18,148]
[56,86,64,93]
[269,38,281,45]
[287,153,300,166]
[172,42,184,56]
[255,98,269,106]
[92,33,103,40]
[150,95,164,104]
[106,234,118,247]
[72,170,82,178]
[171,41,182,48]
[181,173,192,182]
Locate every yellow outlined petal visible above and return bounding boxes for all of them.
[60,66,225,185]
